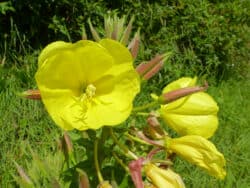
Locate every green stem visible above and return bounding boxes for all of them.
[125,132,151,145]
[110,128,138,160]
[133,112,150,116]
[112,152,129,172]
[132,101,159,112]
[94,139,104,183]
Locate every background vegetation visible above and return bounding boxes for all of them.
[0,0,249,187]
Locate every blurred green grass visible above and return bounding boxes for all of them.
[0,51,249,187]
[0,55,62,186]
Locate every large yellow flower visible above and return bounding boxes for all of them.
[35,39,140,130]
[160,77,218,138]
[166,135,226,179]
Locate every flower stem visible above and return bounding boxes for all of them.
[136,131,164,147]
[112,152,129,172]
[133,112,150,116]
[132,101,159,112]
[94,139,104,183]
[110,128,138,160]
[125,132,151,145]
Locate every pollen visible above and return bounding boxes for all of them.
[79,84,96,103]
[85,84,96,98]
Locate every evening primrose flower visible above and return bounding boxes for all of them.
[166,135,226,179]
[35,39,140,130]
[144,163,185,188]
[160,77,218,138]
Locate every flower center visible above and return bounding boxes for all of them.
[85,84,96,98]
[78,84,97,106]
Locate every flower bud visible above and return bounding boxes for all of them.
[120,16,134,45]
[143,60,164,80]
[81,26,87,40]
[128,158,145,188]
[97,181,113,188]
[144,163,185,188]
[104,15,113,38]
[77,168,90,188]
[18,89,41,100]
[159,82,208,104]
[166,135,226,179]
[63,132,73,154]
[144,183,157,188]
[88,18,101,41]
[136,54,165,76]
[160,77,218,138]
[128,31,140,59]
[136,52,172,80]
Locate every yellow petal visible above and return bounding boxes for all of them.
[162,113,218,138]
[167,135,226,179]
[38,40,94,68]
[162,92,219,115]
[83,71,140,130]
[99,39,133,64]
[97,68,140,111]
[35,88,78,130]
[36,42,114,92]
[35,39,140,130]
[145,163,185,188]
[162,77,197,94]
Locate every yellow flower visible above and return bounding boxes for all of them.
[144,163,185,188]
[160,77,218,138]
[35,39,140,130]
[166,135,226,179]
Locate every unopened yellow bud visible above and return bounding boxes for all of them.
[144,163,185,188]
[160,77,218,138]
[166,135,226,179]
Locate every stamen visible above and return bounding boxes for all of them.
[76,84,97,116]
[85,84,96,98]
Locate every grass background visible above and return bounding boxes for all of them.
[0,0,250,187]
[1,66,249,187]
